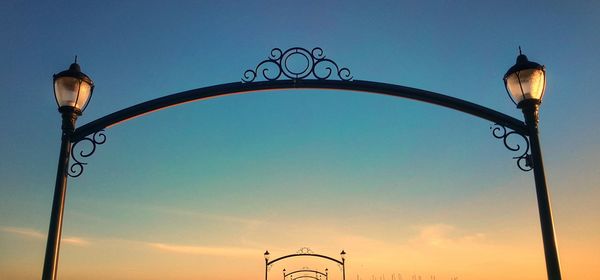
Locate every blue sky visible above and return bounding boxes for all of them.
[1,1,599,279]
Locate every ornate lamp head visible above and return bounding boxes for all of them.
[53,57,94,115]
[504,47,546,108]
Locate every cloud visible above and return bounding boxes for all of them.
[410,223,485,247]
[1,226,45,238]
[147,242,258,257]
[1,226,90,246]
[62,236,91,245]
[139,205,266,229]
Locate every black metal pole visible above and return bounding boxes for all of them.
[342,259,346,280]
[522,101,562,280]
[265,258,268,280]
[42,108,77,280]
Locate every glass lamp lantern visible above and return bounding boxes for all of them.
[53,61,94,114]
[504,49,546,108]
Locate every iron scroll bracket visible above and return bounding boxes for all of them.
[68,130,107,178]
[491,124,532,172]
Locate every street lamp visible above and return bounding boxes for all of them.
[53,58,95,115]
[264,250,270,280]
[505,49,561,280]
[504,47,546,108]
[340,250,346,280]
[42,59,94,280]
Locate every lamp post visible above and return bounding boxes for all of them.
[340,250,346,280]
[265,250,270,280]
[42,59,94,280]
[504,49,561,280]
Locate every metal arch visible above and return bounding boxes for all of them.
[71,79,527,142]
[285,269,328,278]
[68,47,529,176]
[268,253,343,266]
[290,276,321,280]
[43,48,561,280]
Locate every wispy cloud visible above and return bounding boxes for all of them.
[409,223,485,247]
[1,226,45,238]
[62,236,90,245]
[147,242,258,257]
[152,206,265,227]
[69,199,267,229]
[1,226,90,246]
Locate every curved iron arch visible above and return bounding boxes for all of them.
[72,79,526,142]
[268,253,343,266]
[284,269,328,278]
[67,47,530,176]
[290,276,321,280]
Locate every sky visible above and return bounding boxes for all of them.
[1,1,599,280]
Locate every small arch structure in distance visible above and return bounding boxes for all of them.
[283,268,329,280]
[266,248,344,280]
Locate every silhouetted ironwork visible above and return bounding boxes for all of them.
[296,247,315,254]
[520,100,562,280]
[68,130,106,177]
[491,124,532,171]
[69,78,526,175]
[46,47,562,280]
[284,268,329,280]
[242,47,352,82]
[71,80,527,142]
[266,248,345,280]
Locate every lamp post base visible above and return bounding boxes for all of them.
[522,102,562,280]
[42,110,77,280]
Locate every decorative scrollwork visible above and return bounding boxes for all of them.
[296,247,314,255]
[242,47,353,82]
[491,124,532,172]
[69,130,107,177]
